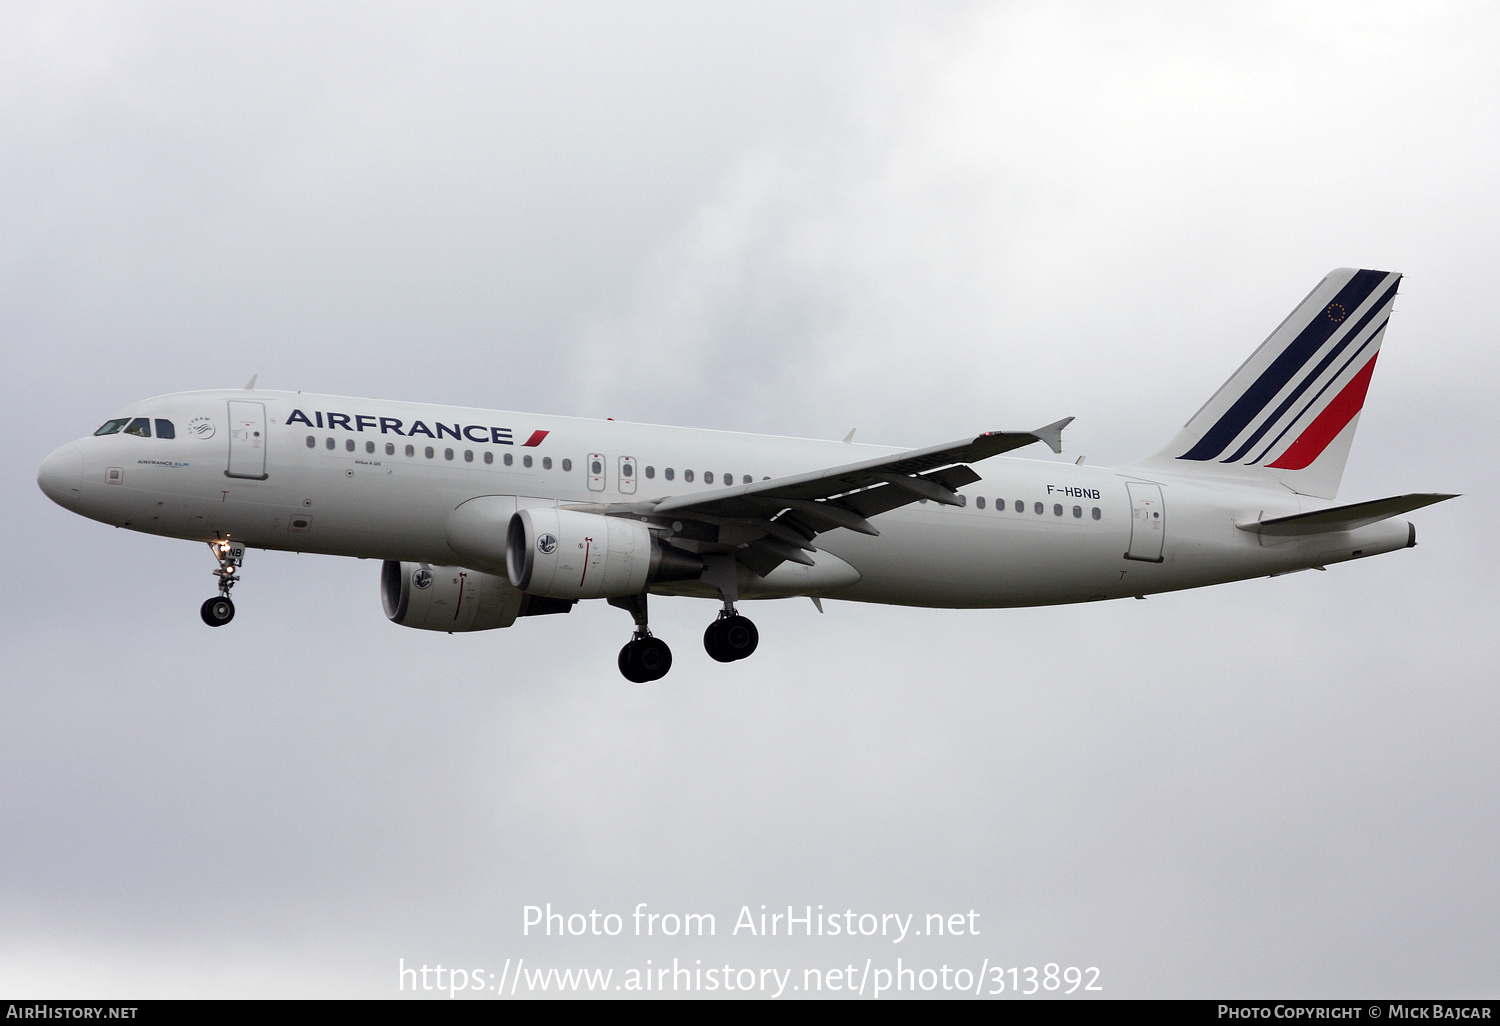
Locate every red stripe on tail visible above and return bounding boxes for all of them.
[1267,354,1379,470]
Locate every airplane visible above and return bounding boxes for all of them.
[37,268,1455,682]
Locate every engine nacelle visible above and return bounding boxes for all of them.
[381,560,546,632]
[506,508,702,600]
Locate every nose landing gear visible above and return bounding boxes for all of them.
[201,540,244,627]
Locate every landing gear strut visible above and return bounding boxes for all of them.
[609,592,672,683]
[201,540,244,627]
[701,554,758,663]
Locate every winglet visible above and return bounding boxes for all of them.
[1031,416,1074,454]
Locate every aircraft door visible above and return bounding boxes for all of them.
[226,401,268,480]
[1125,482,1165,562]
[586,453,606,492]
[618,456,637,495]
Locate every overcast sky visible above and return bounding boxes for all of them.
[2,1,1495,999]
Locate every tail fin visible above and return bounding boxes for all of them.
[1145,268,1401,498]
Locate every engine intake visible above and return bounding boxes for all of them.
[506,508,702,600]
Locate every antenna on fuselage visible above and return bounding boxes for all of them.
[244,374,258,390]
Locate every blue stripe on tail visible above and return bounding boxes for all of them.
[1219,277,1399,464]
[1179,269,1387,461]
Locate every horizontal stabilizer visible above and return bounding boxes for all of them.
[1237,493,1457,536]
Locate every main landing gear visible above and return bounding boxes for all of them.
[610,592,673,684]
[700,553,758,664]
[201,540,244,627]
[608,577,761,683]
[704,611,758,663]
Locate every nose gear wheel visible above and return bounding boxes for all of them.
[201,596,235,626]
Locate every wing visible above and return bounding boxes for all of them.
[585,418,1072,577]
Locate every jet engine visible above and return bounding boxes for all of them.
[381,560,572,632]
[506,508,702,600]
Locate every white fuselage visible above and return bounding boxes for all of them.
[37,389,1414,610]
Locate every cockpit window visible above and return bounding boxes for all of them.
[123,418,151,437]
[94,418,130,436]
[154,419,175,439]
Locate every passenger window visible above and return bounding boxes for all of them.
[591,459,602,474]
[976,497,985,509]
[504,453,513,466]
[645,466,655,479]
[366,441,375,454]
[306,435,316,448]
[1034,502,1043,515]
[483,452,493,464]
[725,474,733,487]
[542,457,552,470]
[386,443,395,456]
[684,469,694,482]
[154,419,175,439]
[523,455,533,468]
[743,475,752,485]
[995,498,1004,510]
[1092,507,1101,520]
[704,471,714,484]
[345,439,355,452]
[464,450,473,462]
[405,444,415,457]
[124,417,151,437]
[1015,500,1024,513]
[562,458,572,471]
[425,446,434,459]
[665,468,674,481]
[326,438,335,450]
[958,495,967,506]
[444,448,454,460]
[94,419,130,436]
[1073,505,1082,518]
[1053,504,1063,516]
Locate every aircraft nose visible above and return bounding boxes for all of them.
[37,443,84,508]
